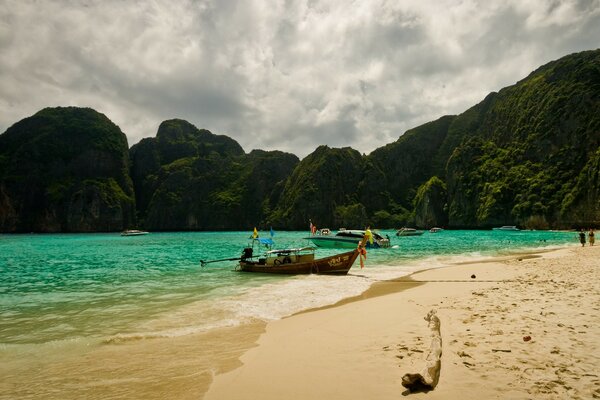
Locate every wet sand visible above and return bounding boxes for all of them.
[0,322,265,400]
[206,245,600,400]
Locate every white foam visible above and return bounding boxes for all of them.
[105,246,572,342]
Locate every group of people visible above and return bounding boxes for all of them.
[578,229,595,246]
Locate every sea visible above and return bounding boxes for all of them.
[0,229,577,399]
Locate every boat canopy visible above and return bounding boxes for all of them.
[266,247,316,255]
[255,238,275,246]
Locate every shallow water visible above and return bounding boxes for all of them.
[0,229,576,398]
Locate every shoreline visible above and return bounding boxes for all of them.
[293,249,552,316]
[205,244,599,399]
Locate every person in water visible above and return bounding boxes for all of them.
[589,229,595,246]
[578,230,586,247]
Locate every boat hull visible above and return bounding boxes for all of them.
[121,230,149,236]
[306,236,389,249]
[238,249,359,275]
[492,226,520,231]
[306,236,361,249]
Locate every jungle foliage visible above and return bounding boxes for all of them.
[0,107,134,232]
[1,50,598,232]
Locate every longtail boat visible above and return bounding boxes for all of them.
[237,247,356,275]
[236,236,368,275]
[200,234,368,275]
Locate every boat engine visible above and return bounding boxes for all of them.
[241,247,253,261]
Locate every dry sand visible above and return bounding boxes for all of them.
[205,245,599,400]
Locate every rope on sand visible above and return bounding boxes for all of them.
[395,279,515,283]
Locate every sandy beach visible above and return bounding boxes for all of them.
[205,245,599,400]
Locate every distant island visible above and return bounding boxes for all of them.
[1,49,599,232]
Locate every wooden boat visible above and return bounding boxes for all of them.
[237,242,364,275]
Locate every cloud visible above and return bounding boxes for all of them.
[1,0,599,158]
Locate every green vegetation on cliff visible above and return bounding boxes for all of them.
[445,50,600,228]
[269,146,365,229]
[269,50,600,229]
[130,120,298,230]
[0,107,134,232]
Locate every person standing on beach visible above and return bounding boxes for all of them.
[578,230,586,246]
[589,229,595,246]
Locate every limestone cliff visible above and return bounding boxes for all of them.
[0,107,134,232]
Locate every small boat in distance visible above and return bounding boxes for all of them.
[120,229,149,236]
[396,227,425,236]
[429,227,444,233]
[306,229,390,249]
[492,226,520,231]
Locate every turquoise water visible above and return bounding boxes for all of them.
[0,229,577,347]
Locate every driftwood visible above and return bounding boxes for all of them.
[401,309,442,392]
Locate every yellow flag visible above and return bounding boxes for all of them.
[252,227,258,238]
[365,228,373,245]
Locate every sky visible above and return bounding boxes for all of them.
[1,0,599,158]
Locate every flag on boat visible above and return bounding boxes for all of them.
[257,237,274,247]
[365,227,374,245]
[252,227,258,238]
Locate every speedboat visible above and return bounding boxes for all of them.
[492,226,520,231]
[429,227,444,233]
[396,227,425,236]
[306,229,390,249]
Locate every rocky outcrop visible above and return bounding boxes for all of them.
[269,145,365,230]
[414,176,448,228]
[0,107,134,232]
[130,120,299,230]
[445,50,600,228]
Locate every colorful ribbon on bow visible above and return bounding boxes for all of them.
[358,244,367,269]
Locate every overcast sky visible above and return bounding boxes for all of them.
[1,1,599,158]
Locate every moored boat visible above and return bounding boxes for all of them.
[429,227,444,233]
[396,227,424,236]
[121,229,149,236]
[492,226,520,231]
[305,229,390,249]
[237,246,361,275]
